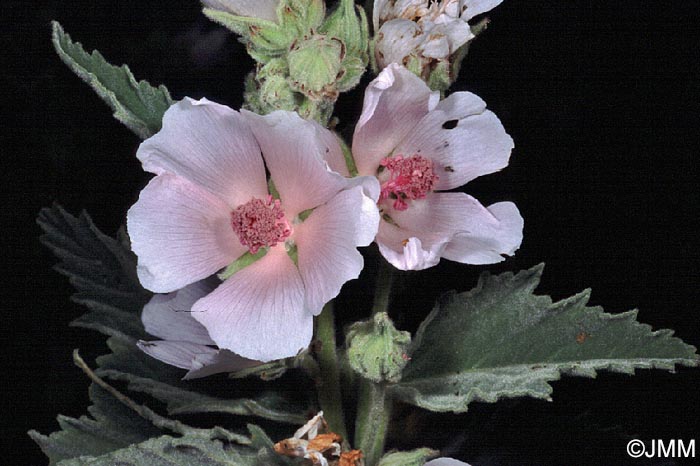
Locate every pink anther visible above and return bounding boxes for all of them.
[379,154,438,211]
[231,195,291,254]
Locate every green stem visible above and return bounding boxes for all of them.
[355,256,395,465]
[315,301,348,440]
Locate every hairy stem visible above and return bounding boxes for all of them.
[355,256,395,465]
[315,301,348,440]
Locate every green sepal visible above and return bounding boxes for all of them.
[321,0,369,60]
[218,249,268,280]
[377,448,439,466]
[278,0,325,36]
[288,35,344,99]
[346,312,411,383]
[51,21,173,139]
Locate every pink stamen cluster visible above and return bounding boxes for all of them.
[231,195,291,254]
[379,154,438,211]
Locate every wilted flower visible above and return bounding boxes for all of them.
[128,98,380,362]
[373,0,504,88]
[137,280,259,379]
[352,63,522,270]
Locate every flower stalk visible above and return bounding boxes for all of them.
[315,301,349,440]
[354,255,395,465]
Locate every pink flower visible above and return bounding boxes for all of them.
[352,64,523,270]
[425,459,471,466]
[137,280,259,379]
[127,98,380,361]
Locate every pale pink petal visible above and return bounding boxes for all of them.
[127,174,245,293]
[192,246,310,362]
[136,340,257,379]
[141,281,217,345]
[242,110,360,217]
[425,18,473,54]
[425,458,472,466]
[394,91,513,190]
[377,234,445,271]
[461,0,504,21]
[136,340,217,371]
[442,201,523,264]
[137,98,268,208]
[186,350,259,379]
[201,0,279,22]
[295,186,380,314]
[352,64,438,176]
[373,0,391,30]
[319,130,350,177]
[380,193,522,266]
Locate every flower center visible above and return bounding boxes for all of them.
[231,196,291,254]
[378,154,438,211]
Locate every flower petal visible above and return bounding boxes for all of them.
[192,246,310,362]
[381,193,523,266]
[137,98,268,208]
[295,186,380,314]
[353,64,437,176]
[242,110,356,217]
[394,91,514,190]
[425,458,471,466]
[136,340,256,379]
[461,0,504,21]
[442,200,523,264]
[127,173,245,293]
[201,0,279,22]
[377,233,445,271]
[374,19,423,68]
[141,280,217,345]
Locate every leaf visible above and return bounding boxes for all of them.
[54,425,288,466]
[377,448,438,466]
[37,204,151,339]
[28,384,163,465]
[99,370,308,424]
[390,264,699,413]
[51,21,173,138]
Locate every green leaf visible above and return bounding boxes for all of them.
[54,425,287,466]
[51,21,173,138]
[29,384,163,465]
[391,264,699,412]
[99,370,308,424]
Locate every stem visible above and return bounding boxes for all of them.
[355,256,395,465]
[315,301,348,440]
[355,381,390,466]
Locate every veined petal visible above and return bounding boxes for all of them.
[137,98,268,208]
[442,200,523,264]
[377,226,446,271]
[425,458,471,466]
[136,340,257,379]
[461,0,504,21]
[127,174,245,293]
[192,246,310,362]
[201,0,279,22]
[295,186,380,314]
[353,64,437,176]
[242,110,355,217]
[374,19,423,68]
[394,91,513,190]
[141,280,217,345]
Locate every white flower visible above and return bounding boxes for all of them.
[425,458,472,466]
[201,0,280,22]
[352,64,523,270]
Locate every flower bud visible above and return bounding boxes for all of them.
[346,312,411,383]
[288,34,345,100]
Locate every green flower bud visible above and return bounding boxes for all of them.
[346,312,411,383]
[321,0,369,61]
[288,35,345,100]
[377,448,439,466]
[279,0,325,36]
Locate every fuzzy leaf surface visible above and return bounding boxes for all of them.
[390,265,699,412]
[52,21,173,138]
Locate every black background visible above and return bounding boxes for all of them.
[2,1,699,465]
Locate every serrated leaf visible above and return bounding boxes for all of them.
[391,264,699,412]
[29,384,163,465]
[54,425,284,466]
[51,21,173,138]
[99,370,307,424]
